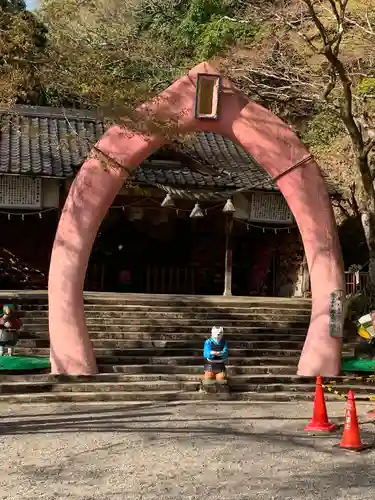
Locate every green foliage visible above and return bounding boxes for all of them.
[180,0,227,26]
[35,0,257,113]
[0,0,48,105]
[302,111,345,149]
[195,15,256,59]
[357,77,375,96]
[0,0,26,13]
[135,0,257,62]
[345,291,369,322]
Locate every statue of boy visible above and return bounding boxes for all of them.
[203,326,228,383]
[0,304,22,356]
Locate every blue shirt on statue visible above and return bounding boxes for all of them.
[203,337,228,361]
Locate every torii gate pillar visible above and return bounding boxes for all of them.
[48,62,345,377]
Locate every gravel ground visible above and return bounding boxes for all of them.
[1,400,375,500]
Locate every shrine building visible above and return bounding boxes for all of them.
[0,105,313,296]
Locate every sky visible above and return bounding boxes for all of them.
[26,0,39,9]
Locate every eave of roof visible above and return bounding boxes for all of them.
[0,105,338,196]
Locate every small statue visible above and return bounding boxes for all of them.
[0,304,22,356]
[354,313,375,359]
[201,326,229,392]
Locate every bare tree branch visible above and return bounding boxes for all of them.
[323,68,337,101]
[302,0,329,45]
[275,12,322,53]
[332,198,351,218]
[349,183,361,217]
[301,0,364,152]
[327,0,340,23]
[364,137,375,157]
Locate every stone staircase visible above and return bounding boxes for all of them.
[0,292,365,403]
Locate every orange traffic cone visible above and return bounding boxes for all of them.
[339,390,370,451]
[305,376,336,432]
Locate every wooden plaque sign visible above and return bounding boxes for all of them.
[329,289,345,338]
[195,73,221,120]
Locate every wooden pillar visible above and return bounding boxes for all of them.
[223,214,233,296]
[301,253,310,296]
[292,252,310,297]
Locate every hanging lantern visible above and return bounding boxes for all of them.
[161,194,175,208]
[222,198,236,214]
[190,203,204,218]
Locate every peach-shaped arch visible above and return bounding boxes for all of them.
[48,62,345,377]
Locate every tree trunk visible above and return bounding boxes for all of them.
[360,211,375,324]
[301,254,310,296]
[223,214,233,296]
[356,148,375,325]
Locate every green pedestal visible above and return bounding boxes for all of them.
[0,356,50,372]
[342,356,375,373]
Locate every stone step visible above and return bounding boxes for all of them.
[20,305,312,314]
[18,339,356,350]
[23,316,310,325]
[0,380,372,395]
[97,364,298,375]
[0,373,312,383]
[22,318,310,327]
[0,389,361,404]
[95,356,299,366]
[15,303,311,316]
[14,347,306,358]
[20,324,309,333]
[0,391,311,403]
[14,348,353,365]
[0,373,368,384]
[0,380,200,393]
[90,296,312,308]
[0,292,320,404]
[95,353,348,367]
[13,332,353,357]
[16,339,309,349]
[230,383,375,394]
[9,292,312,307]
[22,310,311,319]
[19,331,310,341]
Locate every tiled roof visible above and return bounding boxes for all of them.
[0,106,104,179]
[0,106,275,192]
[0,105,305,193]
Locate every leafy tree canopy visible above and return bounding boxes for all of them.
[37,0,256,115]
[134,0,255,60]
[0,0,47,105]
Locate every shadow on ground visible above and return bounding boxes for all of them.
[2,403,375,499]
[0,402,356,451]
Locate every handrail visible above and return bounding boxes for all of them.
[345,271,368,295]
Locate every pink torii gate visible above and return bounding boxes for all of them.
[48,62,345,377]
